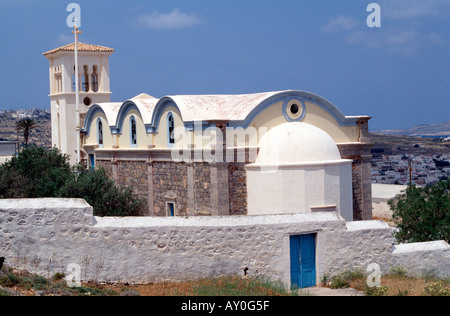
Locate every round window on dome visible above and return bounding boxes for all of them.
[290,103,299,115]
[284,99,305,121]
[83,97,92,107]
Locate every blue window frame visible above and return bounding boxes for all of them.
[168,202,175,217]
[97,118,104,148]
[167,112,175,147]
[130,116,137,148]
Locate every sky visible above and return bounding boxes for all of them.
[0,0,449,131]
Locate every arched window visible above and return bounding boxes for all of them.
[130,116,137,148]
[167,112,175,147]
[82,65,90,92]
[97,118,104,148]
[91,65,99,92]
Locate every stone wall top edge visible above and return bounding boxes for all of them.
[94,212,345,228]
[345,220,391,232]
[0,198,93,210]
[392,240,450,254]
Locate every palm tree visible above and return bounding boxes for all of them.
[16,118,38,149]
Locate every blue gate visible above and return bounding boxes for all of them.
[290,234,316,289]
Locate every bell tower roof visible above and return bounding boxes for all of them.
[43,42,114,57]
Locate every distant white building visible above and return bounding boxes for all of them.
[0,141,17,164]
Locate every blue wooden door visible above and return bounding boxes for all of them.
[168,203,175,217]
[290,234,316,289]
[89,154,95,170]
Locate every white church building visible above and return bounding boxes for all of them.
[44,42,373,221]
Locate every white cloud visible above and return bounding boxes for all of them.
[322,16,358,33]
[54,33,74,46]
[137,9,202,30]
[380,0,450,19]
[344,29,444,56]
[322,8,447,56]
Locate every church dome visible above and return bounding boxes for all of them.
[256,122,342,164]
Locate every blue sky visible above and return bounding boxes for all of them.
[0,0,449,130]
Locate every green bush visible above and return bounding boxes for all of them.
[365,285,389,296]
[329,270,365,289]
[0,147,146,217]
[423,281,450,296]
[59,167,146,217]
[0,146,72,198]
[389,180,450,243]
[389,266,409,279]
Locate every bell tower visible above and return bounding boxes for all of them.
[44,42,114,164]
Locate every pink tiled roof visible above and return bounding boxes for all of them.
[43,42,115,56]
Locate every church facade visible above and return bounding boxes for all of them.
[45,43,373,220]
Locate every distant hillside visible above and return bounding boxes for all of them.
[0,109,51,149]
[375,121,450,137]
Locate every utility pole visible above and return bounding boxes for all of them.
[73,18,81,165]
[408,159,412,185]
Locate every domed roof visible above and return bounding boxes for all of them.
[256,122,342,164]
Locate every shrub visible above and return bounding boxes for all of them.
[0,274,20,287]
[389,267,409,279]
[389,180,450,243]
[365,285,389,296]
[329,270,365,289]
[0,147,146,217]
[59,167,146,217]
[0,146,72,198]
[423,281,450,296]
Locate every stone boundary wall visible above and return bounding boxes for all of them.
[0,199,448,286]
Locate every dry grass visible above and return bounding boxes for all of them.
[0,265,292,296]
[326,268,450,296]
[347,275,429,296]
[2,264,448,296]
[131,276,294,296]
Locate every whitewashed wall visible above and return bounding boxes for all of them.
[0,199,448,286]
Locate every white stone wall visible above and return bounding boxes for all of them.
[0,199,448,286]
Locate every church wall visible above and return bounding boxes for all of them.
[85,147,373,220]
[152,161,189,216]
[228,163,248,216]
[116,160,149,205]
[95,159,113,178]
[194,162,212,214]
[338,143,373,221]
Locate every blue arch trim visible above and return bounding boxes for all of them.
[83,104,107,136]
[149,97,185,134]
[228,91,358,129]
[114,101,153,135]
[84,90,358,138]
